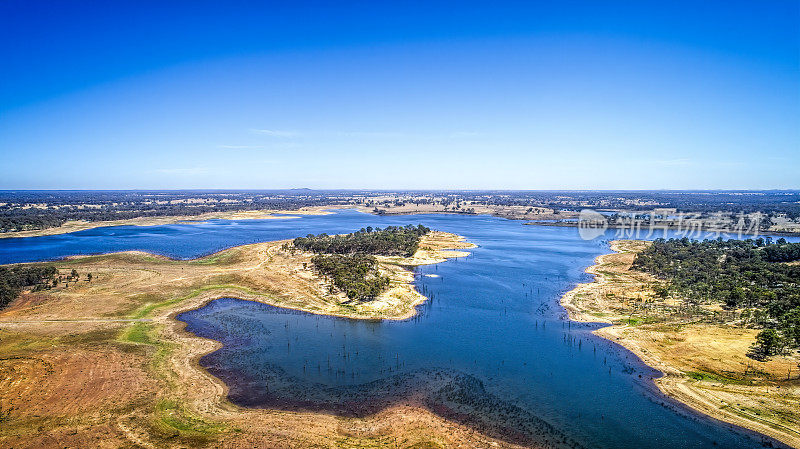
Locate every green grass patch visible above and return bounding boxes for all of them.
[156,399,227,438]
[618,316,660,326]
[117,323,228,441]
[188,250,237,265]
[58,328,119,346]
[121,322,155,345]
[58,252,176,266]
[0,331,58,354]
[115,285,235,444]
[685,369,750,385]
[128,284,268,320]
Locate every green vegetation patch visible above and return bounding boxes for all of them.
[61,252,175,265]
[633,238,800,358]
[620,316,662,326]
[118,321,228,442]
[0,264,57,309]
[312,253,390,301]
[685,370,750,385]
[294,224,430,301]
[122,322,155,345]
[189,249,237,265]
[128,284,267,320]
[156,399,227,437]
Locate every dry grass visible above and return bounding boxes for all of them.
[562,240,800,448]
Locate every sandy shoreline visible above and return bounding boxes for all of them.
[560,241,800,448]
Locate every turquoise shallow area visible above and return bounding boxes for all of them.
[1,210,790,448]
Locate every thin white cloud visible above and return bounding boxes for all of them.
[337,131,405,138]
[715,160,746,167]
[336,131,484,139]
[653,158,692,166]
[152,167,209,175]
[250,129,300,137]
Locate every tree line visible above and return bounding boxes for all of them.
[293,224,430,257]
[0,265,58,309]
[3,190,799,233]
[632,237,800,358]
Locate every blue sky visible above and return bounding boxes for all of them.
[1,1,798,189]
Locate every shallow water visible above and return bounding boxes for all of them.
[1,210,792,448]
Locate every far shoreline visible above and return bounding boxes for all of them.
[0,206,342,239]
[6,206,799,241]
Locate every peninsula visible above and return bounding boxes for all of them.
[562,240,800,447]
[0,227,511,449]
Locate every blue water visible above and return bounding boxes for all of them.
[1,210,791,448]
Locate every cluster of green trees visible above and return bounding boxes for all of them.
[293,224,430,257]
[762,241,800,262]
[633,237,800,357]
[295,225,430,301]
[311,253,390,301]
[0,265,58,309]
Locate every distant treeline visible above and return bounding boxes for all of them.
[374,190,800,217]
[0,265,58,309]
[0,191,350,233]
[2,190,799,233]
[0,204,291,232]
[633,238,800,357]
[293,224,430,257]
[294,224,430,301]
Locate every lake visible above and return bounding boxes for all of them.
[0,210,790,448]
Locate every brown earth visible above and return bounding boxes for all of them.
[561,240,800,448]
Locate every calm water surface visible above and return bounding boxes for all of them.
[1,210,791,448]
